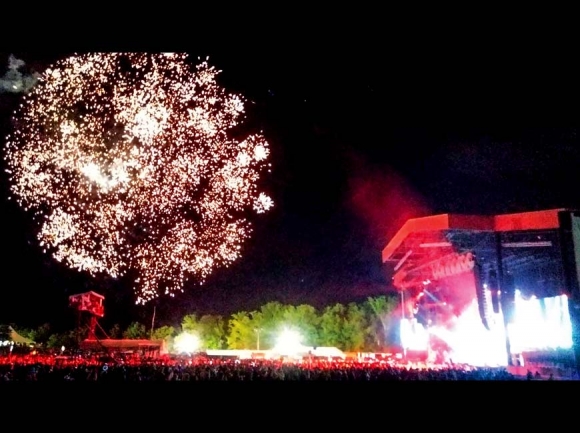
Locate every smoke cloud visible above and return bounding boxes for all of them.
[345,151,431,247]
[0,54,40,93]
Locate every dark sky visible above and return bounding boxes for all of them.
[0,49,578,332]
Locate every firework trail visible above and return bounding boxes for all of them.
[4,53,273,304]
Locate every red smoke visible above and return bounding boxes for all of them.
[345,153,431,246]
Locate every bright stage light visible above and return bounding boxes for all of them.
[400,318,429,351]
[274,328,303,355]
[174,333,200,354]
[508,292,572,352]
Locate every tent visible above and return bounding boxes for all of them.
[0,325,35,345]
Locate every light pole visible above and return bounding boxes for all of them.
[254,328,263,350]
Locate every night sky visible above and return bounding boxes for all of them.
[0,48,577,332]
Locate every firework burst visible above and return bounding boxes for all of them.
[4,52,273,304]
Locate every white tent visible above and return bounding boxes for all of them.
[0,326,35,345]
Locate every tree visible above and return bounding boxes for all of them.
[180,313,227,349]
[46,334,65,350]
[70,327,88,346]
[181,314,198,333]
[281,304,320,346]
[30,323,52,345]
[47,331,79,350]
[342,302,368,352]
[197,315,227,349]
[365,295,399,349]
[152,325,176,340]
[318,303,369,351]
[123,322,148,339]
[249,311,264,350]
[109,324,122,339]
[319,304,346,348]
[226,311,254,349]
[152,325,176,353]
[257,302,287,348]
[0,325,11,341]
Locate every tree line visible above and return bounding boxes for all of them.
[12,296,400,353]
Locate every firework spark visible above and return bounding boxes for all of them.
[4,53,273,304]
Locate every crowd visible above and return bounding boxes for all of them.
[0,355,523,381]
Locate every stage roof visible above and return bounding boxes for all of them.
[382,208,567,263]
[382,209,572,291]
